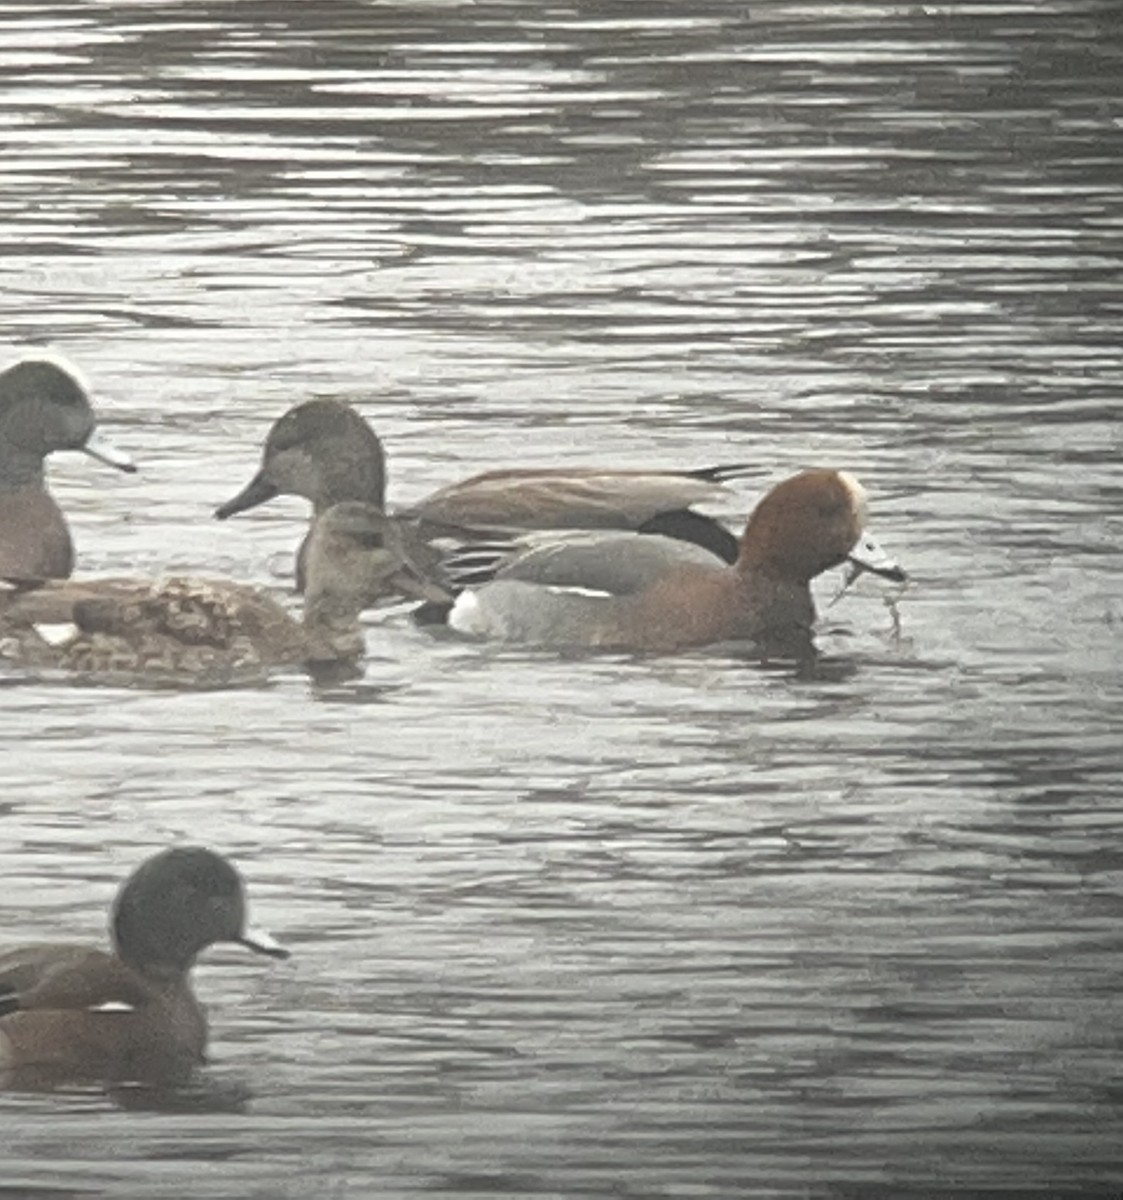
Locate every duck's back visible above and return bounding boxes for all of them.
[0,943,113,999]
[404,468,733,535]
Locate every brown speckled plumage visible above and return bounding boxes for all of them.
[0,503,448,687]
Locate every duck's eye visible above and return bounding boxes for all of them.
[268,413,309,452]
[354,531,385,549]
[54,385,86,411]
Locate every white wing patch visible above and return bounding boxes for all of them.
[34,622,81,647]
[542,585,611,599]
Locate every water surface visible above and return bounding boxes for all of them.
[1,1,1121,1195]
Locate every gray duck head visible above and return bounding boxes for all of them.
[215,399,386,519]
[0,358,135,476]
[111,847,288,977]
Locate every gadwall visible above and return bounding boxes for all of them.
[213,399,753,591]
[0,502,446,685]
[0,357,135,580]
[446,470,906,654]
[0,847,287,1084]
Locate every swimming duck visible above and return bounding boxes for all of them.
[0,356,135,580]
[0,847,287,1084]
[445,469,906,654]
[0,502,446,685]
[213,399,753,590]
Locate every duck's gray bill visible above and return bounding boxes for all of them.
[214,472,278,520]
[238,926,290,960]
[846,533,907,584]
[83,429,137,474]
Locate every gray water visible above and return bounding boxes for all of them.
[1,1,1121,1196]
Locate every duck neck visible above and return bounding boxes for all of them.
[733,546,788,584]
[301,588,365,662]
[137,959,193,989]
[0,441,46,491]
[729,559,817,641]
[116,943,195,988]
[309,463,385,515]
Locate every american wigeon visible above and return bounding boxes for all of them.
[0,502,447,685]
[445,469,906,654]
[0,357,136,580]
[0,847,288,1084]
[213,399,752,590]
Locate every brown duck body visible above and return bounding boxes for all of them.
[0,945,207,1082]
[447,470,905,654]
[0,357,135,580]
[0,847,288,1086]
[0,488,75,581]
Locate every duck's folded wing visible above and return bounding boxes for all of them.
[0,946,149,1014]
[463,531,724,597]
[400,468,745,535]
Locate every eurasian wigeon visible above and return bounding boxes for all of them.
[445,469,905,654]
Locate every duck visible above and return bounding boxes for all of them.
[0,356,136,580]
[213,398,754,591]
[444,469,906,654]
[0,502,447,686]
[0,846,288,1085]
